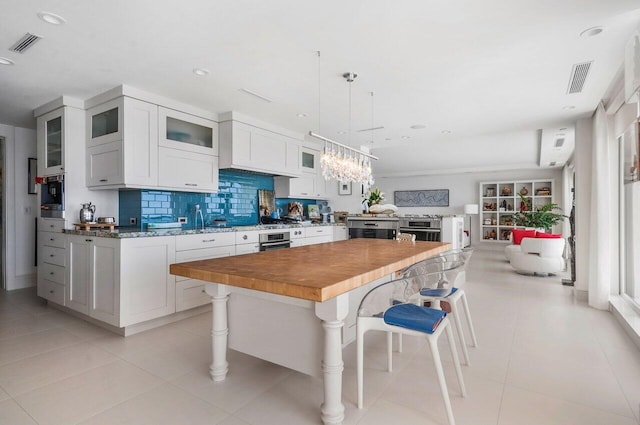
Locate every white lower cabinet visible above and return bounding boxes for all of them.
[66,235,175,327]
[174,234,235,312]
[120,236,176,326]
[66,235,119,325]
[301,226,333,246]
[333,225,348,241]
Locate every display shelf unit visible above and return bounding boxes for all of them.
[479,179,554,242]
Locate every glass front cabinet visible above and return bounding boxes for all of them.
[158,107,218,156]
[38,108,65,175]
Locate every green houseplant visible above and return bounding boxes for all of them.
[511,193,565,231]
[365,187,384,207]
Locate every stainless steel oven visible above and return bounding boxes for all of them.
[399,217,441,242]
[259,231,291,251]
[347,217,398,239]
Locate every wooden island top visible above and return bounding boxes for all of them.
[170,239,450,302]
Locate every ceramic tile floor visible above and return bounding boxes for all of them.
[1,248,639,425]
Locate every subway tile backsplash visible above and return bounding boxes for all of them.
[117,170,331,229]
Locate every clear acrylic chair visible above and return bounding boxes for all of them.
[401,249,478,366]
[357,263,467,425]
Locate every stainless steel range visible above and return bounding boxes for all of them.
[347,216,398,239]
[398,216,441,242]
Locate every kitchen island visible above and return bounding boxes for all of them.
[171,238,450,425]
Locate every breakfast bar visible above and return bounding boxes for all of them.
[170,238,450,425]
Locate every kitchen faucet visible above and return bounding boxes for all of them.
[194,204,205,231]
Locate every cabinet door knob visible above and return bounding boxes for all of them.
[49,254,55,257]
[242,235,248,240]
[49,272,54,275]
[49,290,54,294]
[50,238,55,241]
[85,239,93,242]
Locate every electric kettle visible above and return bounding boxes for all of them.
[79,202,96,223]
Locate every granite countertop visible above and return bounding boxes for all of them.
[63,222,344,238]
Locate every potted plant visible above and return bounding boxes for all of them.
[365,187,384,207]
[511,193,565,231]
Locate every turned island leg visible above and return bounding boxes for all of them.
[206,283,230,382]
[315,294,349,425]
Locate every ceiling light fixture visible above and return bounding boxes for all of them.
[410,124,426,130]
[580,26,604,37]
[37,11,66,25]
[309,70,377,185]
[192,68,209,76]
[0,57,15,65]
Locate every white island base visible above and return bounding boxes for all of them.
[206,282,350,425]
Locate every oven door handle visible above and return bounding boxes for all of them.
[399,228,441,232]
[260,241,291,247]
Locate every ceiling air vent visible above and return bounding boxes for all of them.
[357,126,384,132]
[567,61,593,94]
[9,33,42,53]
[554,138,565,148]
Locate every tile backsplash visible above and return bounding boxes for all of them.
[118,170,325,229]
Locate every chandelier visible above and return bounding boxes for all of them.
[309,70,377,186]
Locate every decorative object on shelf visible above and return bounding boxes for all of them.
[27,157,37,194]
[338,181,352,195]
[365,187,384,207]
[394,189,449,207]
[507,203,513,211]
[519,186,529,196]
[520,199,528,212]
[484,218,492,225]
[489,229,497,239]
[483,202,496,211]
[485,188,496,197]
[512,193,565,231]
[501,186,512,196]
[368,203,398,214]
[309,67,377,185]
[307,204,320,219]
[535,187,551,196]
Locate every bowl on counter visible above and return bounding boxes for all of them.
[97,217,115,224]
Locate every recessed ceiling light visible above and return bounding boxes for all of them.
[338,131,347,135]
[37,11,66,25]
[0,57,15,65]
[385,138,392,141]
[192,68,209,76]
[410,124,426,130]
[296,113,307,118]
[563,105,576,110]
[580,26,604,37]
[441,130,452,134]
[401,136,410,140]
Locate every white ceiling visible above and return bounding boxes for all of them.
[1,0,639,177]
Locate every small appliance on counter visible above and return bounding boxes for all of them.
[79,202,96,223]
[97,216,115,224]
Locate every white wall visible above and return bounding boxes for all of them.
[0,123,38,290]
[573,118,593,296]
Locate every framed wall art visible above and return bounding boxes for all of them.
[338,181,352,195]
[394,189,449,207]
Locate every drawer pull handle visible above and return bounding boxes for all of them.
[201,289,206,293]
[50,238,55,241]
[185,183,198,187]
[49,254,55,257]
[49,290,54,294]
[50,225,54,228]
[99,179,108,182]
[202,239,216,243]
[49,272,54,275]
[85,239,93,242]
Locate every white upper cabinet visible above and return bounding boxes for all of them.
[40,110,64,175]
[273,146,327,199]
[158,107,218,156]
[300,147,318,173]
[219,113,302,177]
[86,96,158,188]
[36,103,83,177]
[158,147,218,192]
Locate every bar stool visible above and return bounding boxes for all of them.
[356,264,467,425]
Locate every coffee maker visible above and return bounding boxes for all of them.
[40,174,65,218]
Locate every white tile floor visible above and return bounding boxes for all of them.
[0,248,639,425]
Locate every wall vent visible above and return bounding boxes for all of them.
[567,61,593,94]
[9,33,42,53]
[554,138,565,148]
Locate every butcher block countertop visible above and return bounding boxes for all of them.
[170,239,451,302]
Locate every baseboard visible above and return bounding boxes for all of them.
[610,296,640,351]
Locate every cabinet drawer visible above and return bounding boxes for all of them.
[305,235,333,246]
[39,231,66,248]
[41,245,65,266]
[40,262,65,285]
[39,218,65,233]
[37,279,65,305]
[176,280,210,312]
[235,243,260,255]
[304,226,333,238]
[235,230,259,245]
[175,245,236,281]
[175,232,236,251]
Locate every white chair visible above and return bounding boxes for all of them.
[399,249,478,366]
[357,263,467,425]
[510,237,566,275]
